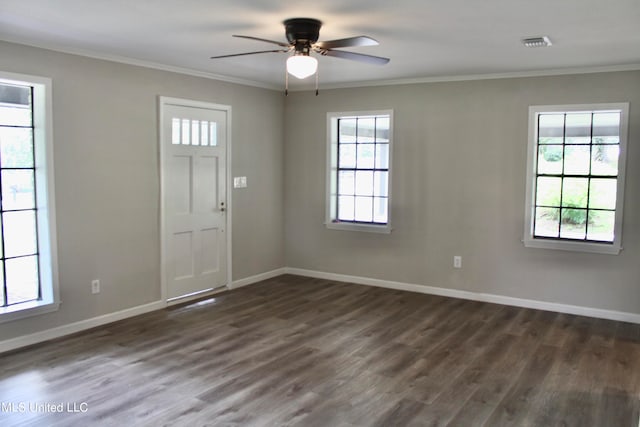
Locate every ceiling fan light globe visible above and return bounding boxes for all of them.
[286,55,318,79]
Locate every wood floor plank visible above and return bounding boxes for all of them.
[1,274,638,426]
[483,343,559,426]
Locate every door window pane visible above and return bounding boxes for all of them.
[191,120,200,146]
[200,121,209,146]
[181,119,190,145]
[171,118,180,145]
[209,122,218,146]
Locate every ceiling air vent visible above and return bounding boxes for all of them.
[522,36,552,48]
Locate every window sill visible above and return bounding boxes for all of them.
[0,300,60,324]
[326,221,392,234]
[523,237,621,255]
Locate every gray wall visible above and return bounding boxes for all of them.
[284,72,640,315]
[0,41,285,340]
[1,38,638,344]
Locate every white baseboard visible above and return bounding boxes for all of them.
[0,267,287,354]
[0,300,166,354]
[285,267,640,324]
[230,267,287,290]
[4,264,637,354]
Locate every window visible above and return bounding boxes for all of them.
[326,110,393,233]
[0,71,58,321]
[524,103,629,254]
[171,118,217,146]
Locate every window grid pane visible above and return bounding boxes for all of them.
[533,111,620,244]
[191,120,200,146]
[0,83,41,307]
[336,115,390,225]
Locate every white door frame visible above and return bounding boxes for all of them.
[158,96,232,304]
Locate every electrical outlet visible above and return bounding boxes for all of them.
[91,279,100,294]
[453,256,462,269]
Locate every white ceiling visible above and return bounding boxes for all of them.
[1,0,639,90]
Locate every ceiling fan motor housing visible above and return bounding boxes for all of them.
[284,18,322,52]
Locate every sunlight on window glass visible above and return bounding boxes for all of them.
[333,113,391,226]
[171,118,180,145]
[532,108,623,245]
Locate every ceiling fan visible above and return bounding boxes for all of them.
[210,18,390,94]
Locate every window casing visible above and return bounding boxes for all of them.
[524,103,628,254]
[326,110,393,233]
[0,72,58,322]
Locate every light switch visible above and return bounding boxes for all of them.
[233,176,247,188]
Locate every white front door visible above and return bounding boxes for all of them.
[160,99,229,301]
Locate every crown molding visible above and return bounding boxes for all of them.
[0,37,281,91]
[293,63,640,91]
[3,37,640,93]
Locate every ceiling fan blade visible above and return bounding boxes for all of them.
[314,36,379,49]
[320,49,390,65]
[210,49,288,59]
[232,35,291,48]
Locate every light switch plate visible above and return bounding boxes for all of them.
[233,176,247,188]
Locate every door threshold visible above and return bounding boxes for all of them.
[166,285,228,307]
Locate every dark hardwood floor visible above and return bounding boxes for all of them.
[1,274,639,426]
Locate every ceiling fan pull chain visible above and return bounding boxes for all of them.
[315,68,319,96]
[285,67,289,96]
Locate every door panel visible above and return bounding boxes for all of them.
[173,232,194,279]
[161,101,228,300]
[171,155,192,214]
[197,156,218,212]
[201,228,219,274]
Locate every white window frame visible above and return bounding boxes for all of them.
[524,103,629,254]
[0,71,59,322]
[326,110,393,234]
